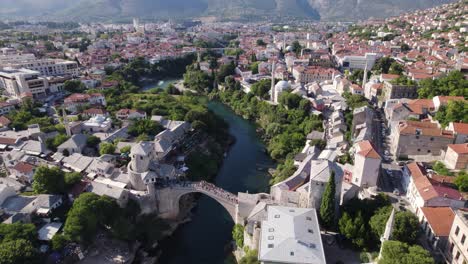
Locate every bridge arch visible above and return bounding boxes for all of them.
[157,182,239,223]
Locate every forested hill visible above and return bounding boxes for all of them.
[0,0,456,22]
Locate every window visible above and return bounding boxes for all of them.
[268,236,274,240]
[268,228,274,232]
[456,226,460,236]
[306,217,312,221]
[268,244,274,248]
[417,149,421,152]
[274,214,280,218]
[430,137,434,141]
[427,150,431,153]
[290,252,295,256]
[308,229,313,233]
[462,235,466,245]
[456,251,460,260]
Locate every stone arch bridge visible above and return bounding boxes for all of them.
[157,181,239,223]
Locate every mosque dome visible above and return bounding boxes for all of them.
[275,80,290,91]
[285,45,293,52]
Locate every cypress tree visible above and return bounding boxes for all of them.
[320,171,336,229]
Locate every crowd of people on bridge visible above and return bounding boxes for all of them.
[192,181,238,204]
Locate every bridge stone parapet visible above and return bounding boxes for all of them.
[157,181,240,223]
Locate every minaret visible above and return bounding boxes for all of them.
[362,59,369,90]
[271,62,276,103]
[379,208,396,260]
[307,33,310,49]
[62,109,71,137]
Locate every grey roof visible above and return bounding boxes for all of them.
[88,181,126,200]
[306,131,325,140]
[1,196,35,213]
[58,134,87,150]
[131,141,154,156]
[35,194,62,209]
[20,140,49,155]
[259,206,326,264]
[62,153,94,172]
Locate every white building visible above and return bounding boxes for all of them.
[3,59,79,77]
[352,140,381,188]
[446,209,468,264]
[258,206,326,264]
[337,53,378,71]
[0,68,48,99]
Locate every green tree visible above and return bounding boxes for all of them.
[63,80,86,93]
[256,39,266,46]
[338,211,367,249]
[309,139,326,150]
[64,172,82,187]
[373,57,395,74]
[127,119,164,138]
[343,92,369,110]
[239,249,260,264]
[0,239,38,264]
[0,223,37,243]
[120,145,131,154]
[291,40,302,55]
[320,171,336,229]
[432,161,453,176]
[32,166,65,194]
[455,171,468,192]
[232,224,244,248]
[379,241,434,264]
[86,135,101,148]
[250,79,271,99]
[369,206,393,239]
[389,62,404,75]
[46,134,69,152]
[392,212,420,244]
[99,142,116,155]
[51,234,68,250]
[250,62,260,74]
[279,92,301,109]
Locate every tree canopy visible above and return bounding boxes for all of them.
[250,79,271,99]
[33,166,66,194]
[127,119,164,138]
[320,171,336,229]
[434,100,468,127]
[418,71,468,99]
[379,241,434,264]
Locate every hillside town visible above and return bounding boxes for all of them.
[0,1,467,264]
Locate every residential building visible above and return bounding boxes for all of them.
[447,122,468,144]
[446,209,468,264]
[63,93,106,112]
[381,81,419,102]
[352,140,381,188]
[419,207,455,252]
[292,66,338,84]
[405,162,465,214]
[337,53,378,70]
[9,162,35,184]
[391,121,454,159]
[258,206,326,264]
[0,68,48,99]
[116,109,147,120]
[444,144,468,170]
[3,58,78,76]
[57,134,88,155]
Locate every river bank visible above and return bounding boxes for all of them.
[156,101,274,264]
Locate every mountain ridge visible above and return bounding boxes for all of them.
[0,0,456,22]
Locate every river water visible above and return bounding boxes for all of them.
[158,101,273,264]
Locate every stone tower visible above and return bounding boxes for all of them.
[128,141,153,191]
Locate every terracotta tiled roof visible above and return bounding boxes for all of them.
[420,207,455,237]
[452,123,468,134]
[356,140,381,159]
[399,121,454,138]
[12,162,35,174]
[0,137,17,145]
[408,162,463,202]
[448,144,468,154]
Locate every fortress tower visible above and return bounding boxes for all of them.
[128,141,156,192]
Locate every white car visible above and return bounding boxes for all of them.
[384,150,390,156]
